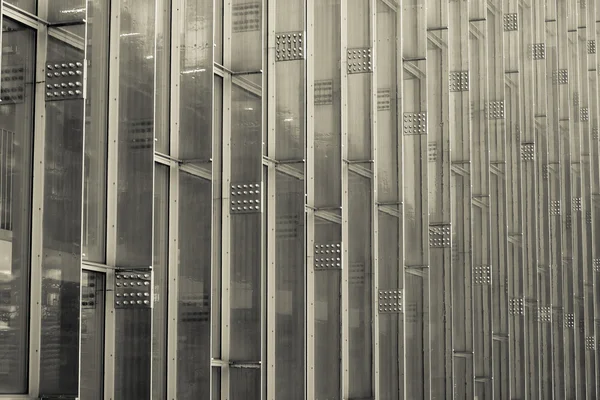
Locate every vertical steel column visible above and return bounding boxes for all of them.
[468,0,493,396]
[519,1,541,398]
[404,0,433,395]
[531,0,553,396]
[556,0,576,394]
[580,0,597,395]
[220,0,233,396]
[502,0,526,396]
[487,4,511,398]
[566,1,586,395]
[448,0,473,396]
[29,1,49,395]
[592,0,600,391]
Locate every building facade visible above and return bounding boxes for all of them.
[0,0,599,398]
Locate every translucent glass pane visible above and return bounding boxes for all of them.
[177,173,212,399]
[179,0,213,161]
[155,0,171,154]
[405,273,427,399]
[314,0,341,208]
[230,368,260,400]
[82,0,110,263]
[378,213,400,400]
[275,173,304,399]
[39,34,85,396]
[0,18,34,394]
[348,172,372,397]
[231,0,262,74]
[115,0,155,267]
[231,85,261,182]
[47,0,86,23]
[152,165,169,400]
[214,0,223,64]
[80,271,105,400]
[4,0,36,14]
[314,218,341,400]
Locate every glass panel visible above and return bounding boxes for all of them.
[314,0,341,208]
[179,0,213,161]
[347,0,371,161]
[405,272,427,400]
[82,0,110,263]
[4,0,36,14]
[274,0,304,161]
[348,172,372,396]
[39,33,85,396]
[80,271,105,400]
[212,367,221,399]
[0,18,34,394]
[212,76,223,359]
[376,1,398,204]
[229,84,262,361]
[275,172,304,399]
[314,218,341,400]
[230,368,260,400]
[152,164,168,400]
[177,173,212,399]
[47,0,86,24]
[231,0,262,74]
[214,0,223,64]
[378,212,399,399]
[155,0,171,154]
[115,0,155,267]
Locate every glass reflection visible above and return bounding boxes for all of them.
[0,18,35,394]
[4,0,36,14]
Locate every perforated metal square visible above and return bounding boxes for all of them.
[473,265,491,285]
[586,336,596,350]
[537,306,551,323]
[1,65,25,104]
[586,210,592,224]
[45,60,84,101]
[315,80,333,105]
[589,40,597,54]
[428,142,438,162]
[429,224,451,248]
[566,213,572,230]
[531,43,546,60]
[347,48,372,74]
[594,259,600,273]
[542,164,549,180]
[572,197,582,212]
[487,101,505,119]
[314,243,341,270]
[504,13,518,31]
[115,269,153,309]
[509,298,524,315]
[581,107,589,121]
[277,215,300,239]
[565,313,575,328]
[275,32,304,61]
[593,128,599,140]
[230,183,261,214]
[581,0,587,8]
[552,69,568,84]
[449,71,469,92]
[232,2,261,32]
[550,200,561,216]
[521,143,535,161]
[403,112,427,135]
[82,275,97,310]
[378,289,402,313]
[377,88,391,110]
[574,92,579,108]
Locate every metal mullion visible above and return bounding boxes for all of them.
[340,0,349,396]
[448,0,473,396]
[2,6,40,29]
[165,0,182,396]
[220,0,233,395]
[305,0,315,396]
[468,12,493,398]
[369,0,379,397]
[518,3,541,399]
[265,0,276,396]
[104,0,122,394]
[27,0,49,393]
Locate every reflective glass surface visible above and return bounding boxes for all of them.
[0,18,34,394]
[80,271,105,400]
